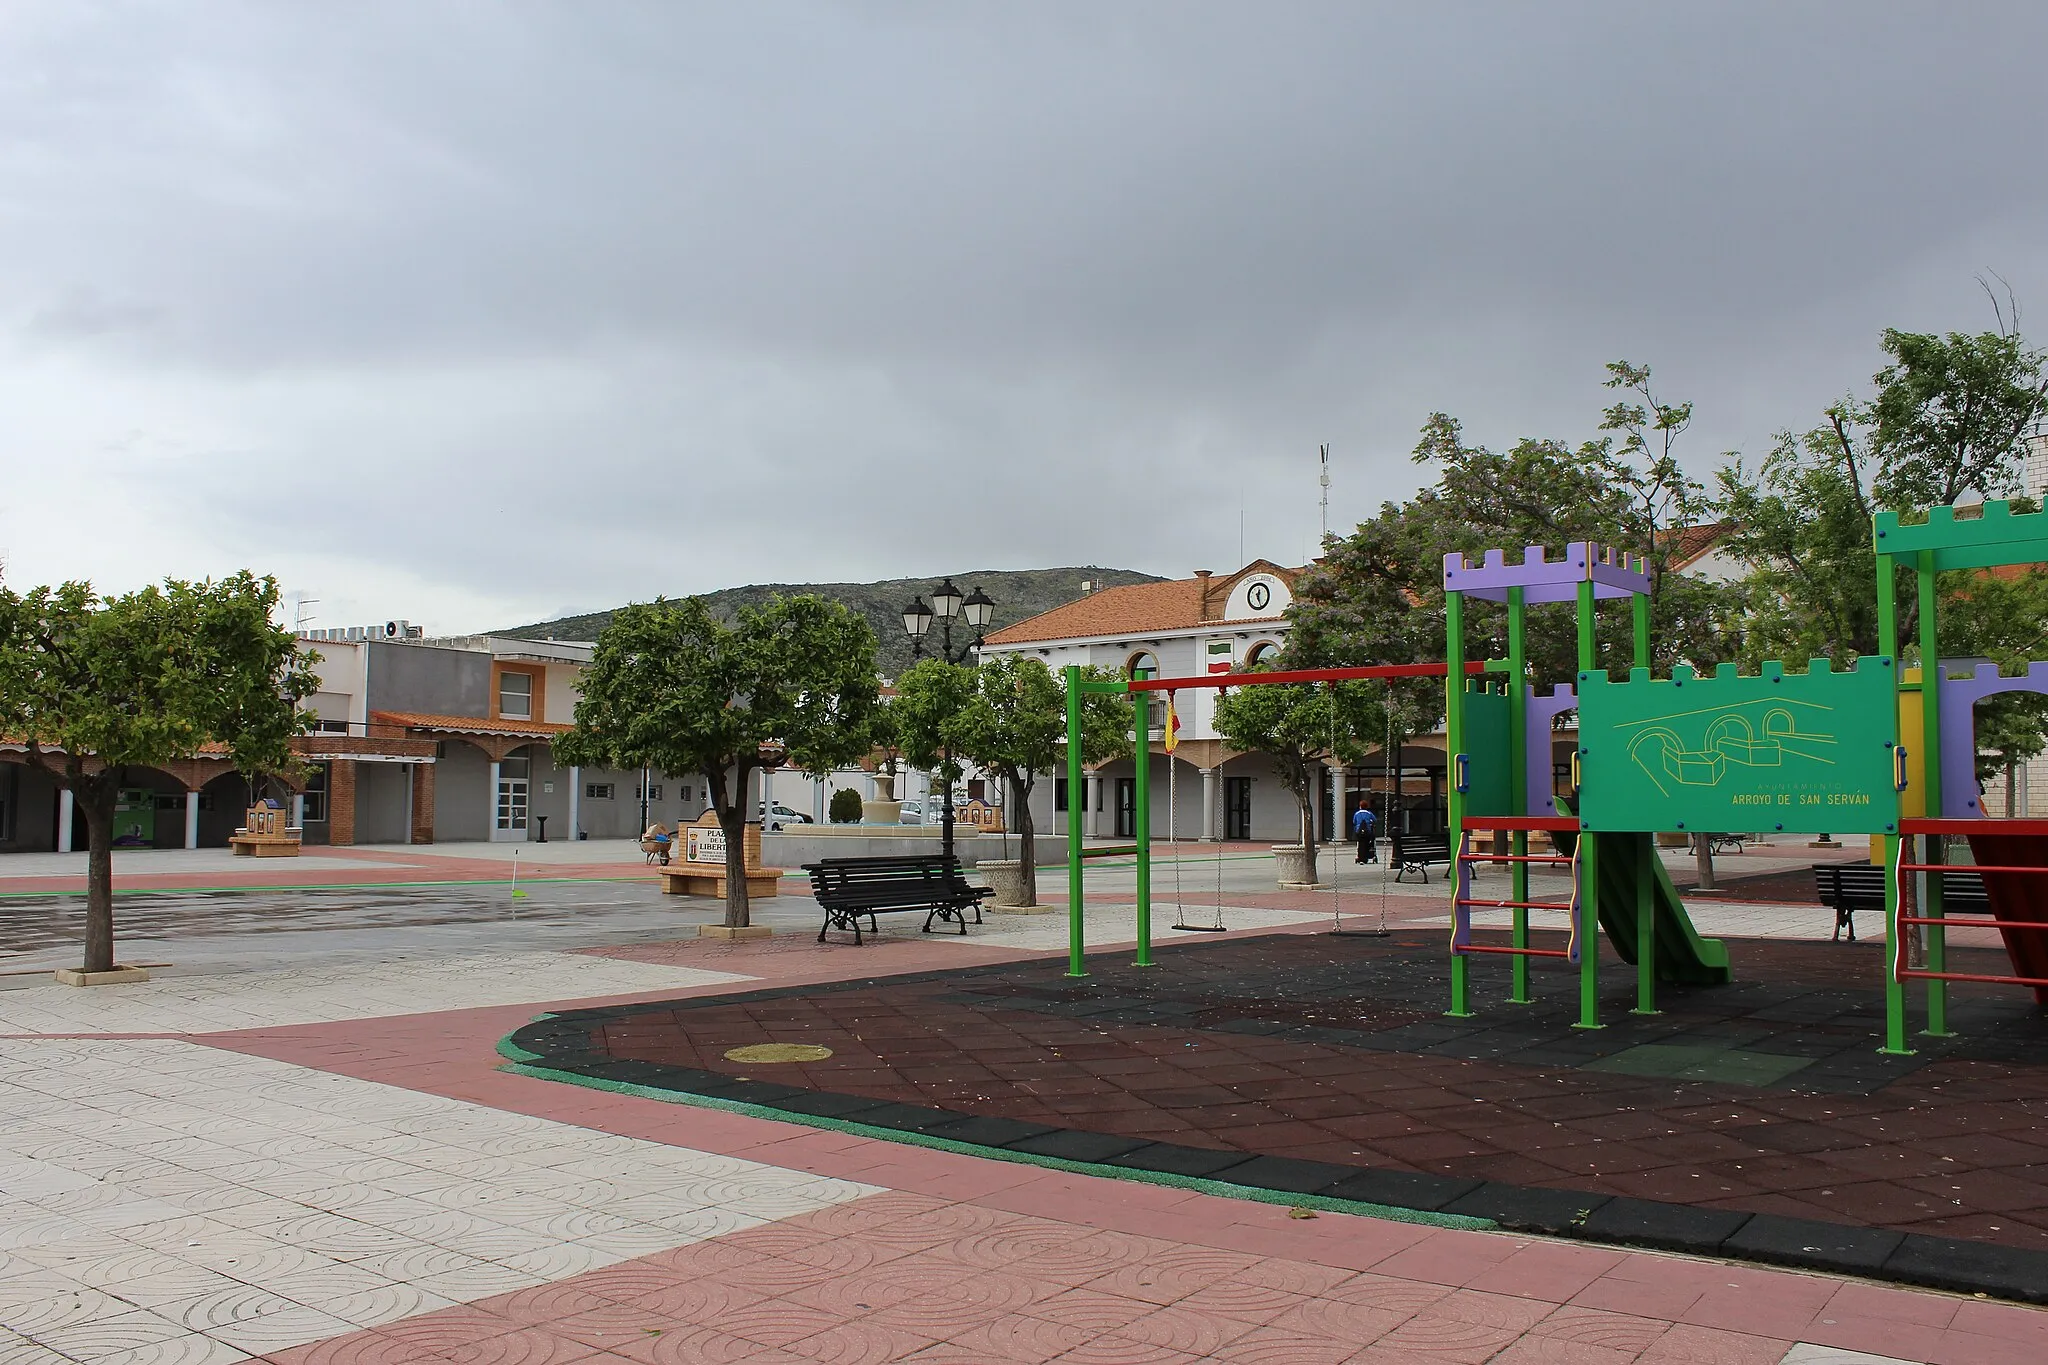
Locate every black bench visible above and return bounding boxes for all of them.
[1814,863,1987,943]
[803,855,994,944]
[1391,829,1453,884]
[1709,833,1748,855]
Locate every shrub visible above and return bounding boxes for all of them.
[828,787,864,824]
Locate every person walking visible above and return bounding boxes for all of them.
[1352,800,1377,864]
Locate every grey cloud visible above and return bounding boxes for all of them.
[2,2,2044,630]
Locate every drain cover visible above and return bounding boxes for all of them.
[723,1043,833,1063]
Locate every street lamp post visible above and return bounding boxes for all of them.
[901,580,996,866]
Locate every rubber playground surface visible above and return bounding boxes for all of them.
[514,927,2048,1300]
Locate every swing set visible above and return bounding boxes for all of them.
[1060,660,1479,978]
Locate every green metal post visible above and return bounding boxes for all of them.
[1574,576,1602,1030]
[1446,587,1472,1017]
[1507,586,1530,1004]
[1065,666,1087,979]
[1634,833,1658,1014]
[1133,691,1153,967]
[1880,832,1912,1054]
[1916,550,1948,1036]
[1631,583,1655,1014]
[1876,551,1907,1045]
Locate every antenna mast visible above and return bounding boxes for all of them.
[1318,443,1331,545]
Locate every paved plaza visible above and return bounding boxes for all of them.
[2,842,2044,1363]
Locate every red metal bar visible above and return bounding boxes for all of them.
[1461,816,1581,832]
[1461,853,1574,865]
[1899,818,2048,836]
[1128,661,1483,693]
[1898,863,2048,876]
[1456,944,1572,959]
[1455,898,1572,911]
[1897,969,2048,988]
[1896,915,2048,932]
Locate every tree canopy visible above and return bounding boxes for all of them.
[894,655,1130,905]
[0,573,317,974]
[555,593,880,926]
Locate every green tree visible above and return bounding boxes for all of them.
[1211,670,1384,885]
[1717,316,2048,815]
[827,787,864,824]
[555,595,880,928]
[1719,322,2048,662]
[0,574,317,975]
[933,655,1130,906]
[1292,367,1737,708]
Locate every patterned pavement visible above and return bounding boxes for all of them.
[4,900,2047,1362]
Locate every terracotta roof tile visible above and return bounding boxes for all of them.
[1660,521,1737,571]
[983,563,1299,646]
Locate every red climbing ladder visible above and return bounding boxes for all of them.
[1451,816,1584,965]
[1894,818,2048,1003]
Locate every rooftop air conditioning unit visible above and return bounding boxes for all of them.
[384,620,408,639]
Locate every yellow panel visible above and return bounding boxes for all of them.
[1897,669,1927,818]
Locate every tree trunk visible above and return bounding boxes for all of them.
[1692,833,1716,892]
[79,781,118,973]
[1297,790,1318,886]
[1012,773,1038,907]
[706,762,752,929]
[719,802,750,928]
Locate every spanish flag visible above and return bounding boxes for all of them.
[1163,693,1181,753]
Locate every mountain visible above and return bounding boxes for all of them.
[499,566,1165,678]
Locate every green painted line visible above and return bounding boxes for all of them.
[0,875,651,900]
[495,1042,1494,1234]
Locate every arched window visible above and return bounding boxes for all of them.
[1127,652,1165,735]
[1245,641,1280,668]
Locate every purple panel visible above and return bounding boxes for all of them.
[1936,661,2048,818]
[1442,542,1650,603]
[1526,685,1579,815]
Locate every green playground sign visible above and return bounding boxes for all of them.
[1576,659,1901,836]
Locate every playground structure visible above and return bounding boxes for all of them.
[1441,543,1758,1028]
[1058,502,2048,1045]
[1875,500,2048,1050]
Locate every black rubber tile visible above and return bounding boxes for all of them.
[700,1080,809,1106]
[845,1103,967,1134]
[1579,1197,1753,1255]
[577,1060,674,1086]
[924,1115,1060,1146]
[771,1091,895,1120]
[1443,1182,1609,1234]
[1722,1215,1904,1275]
[1319,1169,1486,1211]
[1004,1129,1152,1163]
[1221,1156,1363,1195]
[1102,1143,1256,1179]
[1884,1234,2048,1304]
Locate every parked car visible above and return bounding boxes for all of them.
[759,802,815,832]
[897,799,925,825]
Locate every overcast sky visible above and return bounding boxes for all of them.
[4,2,2044,634]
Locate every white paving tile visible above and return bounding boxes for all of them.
[0,951,753,1034]
[0,1038,879,1362]
[1779,1346,1924,1365]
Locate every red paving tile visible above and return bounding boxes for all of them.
[200,928,2048,1364]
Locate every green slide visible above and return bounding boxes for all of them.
[1589,831,1731,986]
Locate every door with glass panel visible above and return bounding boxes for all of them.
[495,755,530,839]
